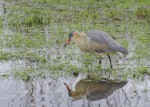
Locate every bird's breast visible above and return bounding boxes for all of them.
[75,37,93,53]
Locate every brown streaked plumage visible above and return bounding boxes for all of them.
[64,30,128,68]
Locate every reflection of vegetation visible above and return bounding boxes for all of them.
[0,0,150,79]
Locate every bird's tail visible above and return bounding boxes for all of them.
[117,46,128,55]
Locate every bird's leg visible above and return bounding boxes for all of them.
[107,54,113,68]
[99,56,102,65]
[98,56,103,71]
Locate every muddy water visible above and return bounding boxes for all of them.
[0,61,150,107]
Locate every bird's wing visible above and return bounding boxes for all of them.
[86,30,117,53]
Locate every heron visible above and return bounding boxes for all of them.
[64,30,128,68]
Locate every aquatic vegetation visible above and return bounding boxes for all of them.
[135,6,150,21]
[0,16,2,29]
[5,32,47,48]
[134,66,149,78]
[14,69,33,82]
[0,51,15,60]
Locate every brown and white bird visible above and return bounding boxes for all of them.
[64,30,128,68]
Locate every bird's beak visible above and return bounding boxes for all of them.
[64,38,71,47]
[64,82,71,92]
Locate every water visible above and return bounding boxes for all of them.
[0,61,150,107]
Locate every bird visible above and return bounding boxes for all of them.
[64,30,128,68]
[64,78,127,101]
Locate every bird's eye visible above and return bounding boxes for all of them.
[69,35,73,38]
[69,33,73,39]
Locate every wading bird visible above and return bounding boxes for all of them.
[64,30,128,68]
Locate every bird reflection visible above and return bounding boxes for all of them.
[64,78,127,101]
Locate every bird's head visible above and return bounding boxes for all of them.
[64,31,79,47]
[63,82,84,99]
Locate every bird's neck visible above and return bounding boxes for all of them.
[75,32,93,53]
[78,32,86,38]
[74,31,86,39]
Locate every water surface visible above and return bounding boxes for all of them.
[0,61,150,107]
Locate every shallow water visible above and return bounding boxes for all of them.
[0,61,150,107]
[0,76,150,107]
